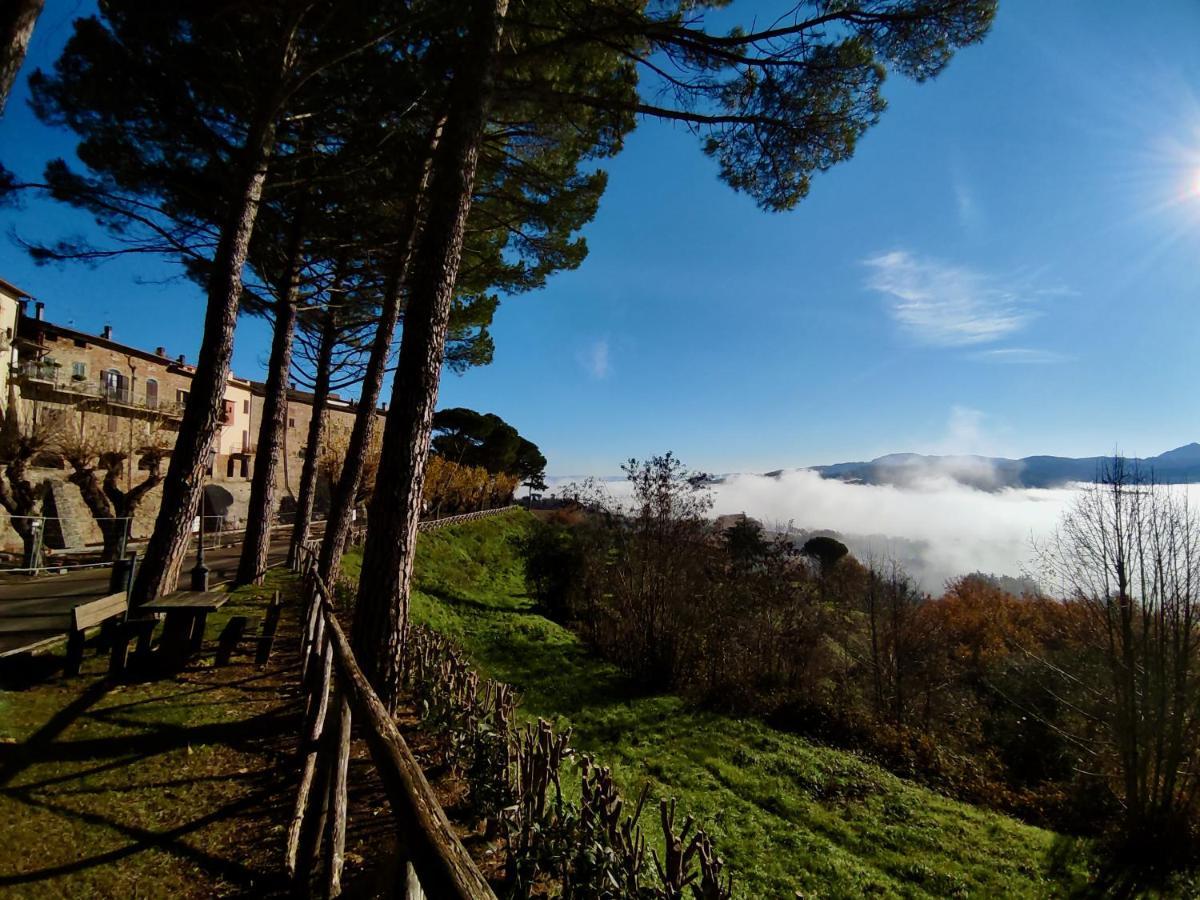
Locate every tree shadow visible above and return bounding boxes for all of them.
[0,624,305,895]
[0,677,111,786]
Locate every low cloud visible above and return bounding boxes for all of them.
[552,468,1080,593]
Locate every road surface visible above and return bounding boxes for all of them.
[0,533,294,656]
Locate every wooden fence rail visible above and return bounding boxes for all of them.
[288,541,496,898]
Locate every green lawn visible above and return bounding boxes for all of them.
[349,509,1097,898]
[0,573,299,898]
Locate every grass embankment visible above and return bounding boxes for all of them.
[0,572,301,897]
[346,509,1095,898]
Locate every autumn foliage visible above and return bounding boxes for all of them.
[519,456,1200,859]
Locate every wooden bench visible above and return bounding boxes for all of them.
[140,590,229,662]
[65,592,128,676]
[214,591,283,667]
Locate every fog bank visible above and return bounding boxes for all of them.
[551,469,1082,592]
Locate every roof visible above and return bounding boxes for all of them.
[0,277,33,300]
[19,315,195,373]
[248,380,387,416]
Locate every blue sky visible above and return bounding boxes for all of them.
[3,1,1200,476]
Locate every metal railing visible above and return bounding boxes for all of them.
[14,361,183,417]
[289,547,494,898]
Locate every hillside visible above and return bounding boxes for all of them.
[351,510,1097,898]
[804,443,1200,490]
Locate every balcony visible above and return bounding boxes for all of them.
[14,361,184,420]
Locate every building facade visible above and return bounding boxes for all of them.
[0,281,367,557]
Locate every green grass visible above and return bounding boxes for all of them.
[0,572,299,898]
[359,509,1098,898]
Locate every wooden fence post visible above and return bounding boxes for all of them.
[324,689,352,897]
[287,632,334,879]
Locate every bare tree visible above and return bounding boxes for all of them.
[0,415,55,566]
[1041,458,1200,849]
[859,558,930,728]
[59,424,171,561]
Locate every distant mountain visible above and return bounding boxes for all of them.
[804,443,1200,490]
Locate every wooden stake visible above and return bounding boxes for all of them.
[287,633,333,879]
[324,690,352,897]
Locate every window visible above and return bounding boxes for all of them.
[177,389,189,407]
[220,400,235,424]
[145,378,158,409]
[71,361,86,380]
[227,455,236,478]
[107,414,118,433]
[288,417,296,428]
[240,457,249,478]
[243,399,249,414]
[102,369,127,402]
[242,430,249,453]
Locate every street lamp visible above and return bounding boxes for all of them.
[190,449,213,591]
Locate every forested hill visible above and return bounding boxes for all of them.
[798,443,1200,490]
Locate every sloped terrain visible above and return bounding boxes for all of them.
[344,510,1096,898]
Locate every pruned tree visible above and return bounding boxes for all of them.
[0,415,56,567]
[58,425,171,561]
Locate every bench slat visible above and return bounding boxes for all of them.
[141,591,228,612]
[72,592,128,631]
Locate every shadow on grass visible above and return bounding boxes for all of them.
[419,583,532,617]
[0,597,304,896]
[0,786,284,891]
[0,678,111,787]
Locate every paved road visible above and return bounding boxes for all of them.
[0,533,295,656]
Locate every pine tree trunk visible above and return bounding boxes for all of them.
[131,113,278,603]
[350,0,508,709]
[317,120,445,585]
[236,226,302,585]
[288,308,336,567]
[0,0,43,115]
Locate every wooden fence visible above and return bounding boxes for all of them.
[416,505,519,532]
[288,546,496,898]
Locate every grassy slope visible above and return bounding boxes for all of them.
[345,510,1095,899]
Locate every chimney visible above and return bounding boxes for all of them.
[156,346,166,357]
[177,354,185,365]
[102,324,112,340]
[34,301,44,321]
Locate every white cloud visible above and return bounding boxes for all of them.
[579,338,610,379]
[864,251,1037,347]
[968,347,1070,365]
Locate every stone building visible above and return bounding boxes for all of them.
[0,280,373,558]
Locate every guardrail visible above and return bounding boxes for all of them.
[14,363,184,417]
[288,547,495,898]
